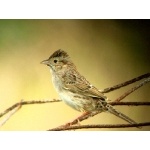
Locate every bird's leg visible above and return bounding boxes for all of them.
[74,111,102,124]
[59,112,92,128]
[75,112,92,125]
[57,111,102,129]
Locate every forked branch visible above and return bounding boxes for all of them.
[0,73,149,130]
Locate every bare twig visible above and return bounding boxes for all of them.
[0,100,23,127]
[48,122,150,131]
[0,99,61,118]
[114,77,150,102]
[101,73,150,93]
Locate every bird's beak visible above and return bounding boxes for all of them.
[40,59,50,66]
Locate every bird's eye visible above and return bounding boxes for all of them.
[54,59,57,63]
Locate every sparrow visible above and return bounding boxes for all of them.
[41,49,138,126]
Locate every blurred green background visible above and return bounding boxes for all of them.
[0,20,149,131]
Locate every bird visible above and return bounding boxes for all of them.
[41,49,138,126]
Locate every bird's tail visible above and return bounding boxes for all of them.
[106,104,141,128]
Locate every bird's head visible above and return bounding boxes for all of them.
[41,49,73,72]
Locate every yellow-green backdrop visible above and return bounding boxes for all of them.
[0,20,149,130]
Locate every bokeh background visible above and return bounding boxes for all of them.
[0,20,149,131]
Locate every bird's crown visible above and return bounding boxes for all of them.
[49,49,69,59]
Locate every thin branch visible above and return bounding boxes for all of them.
[48,122,150,131]
[0,100,22,127]
[0,99,61,118]
[101,73,150,93]
[114,77,150,102]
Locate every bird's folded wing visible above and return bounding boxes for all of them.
[63,73,106,100]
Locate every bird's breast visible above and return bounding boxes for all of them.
[51,72,64,93]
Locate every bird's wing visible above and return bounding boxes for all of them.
[62,71,106,100]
